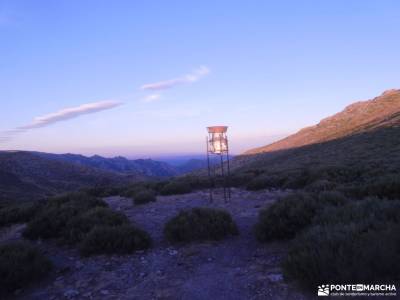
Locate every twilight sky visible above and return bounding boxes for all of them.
[1,0,400,157]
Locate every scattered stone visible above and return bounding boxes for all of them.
[64,288,79,299]
[83,292,92,297]
[267,273,283,282]
[75,261,84,269]
[168,249,178,256]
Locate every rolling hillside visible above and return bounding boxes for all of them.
[233,89,400,191]
[245,89,400,155]
[0,151,133,201]
[33,152,178,177]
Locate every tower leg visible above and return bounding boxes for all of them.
[206,136,213,203]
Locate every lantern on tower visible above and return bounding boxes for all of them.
[206,126,231,202]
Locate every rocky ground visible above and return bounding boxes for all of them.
[1,188,313,300]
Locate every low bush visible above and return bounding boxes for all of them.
[133,190,156,205]
[63,207,129,243]
[23,193,107,241]
[228,173,254,187]
[79,225,152,256]
[164,207,238,243]
[362,174,400,199]
[304,179,336,192]
[0,242,52,294]
[313,198,400,227]
[160,181,192,195]
[84,186,122,197]
[283,223,400,289]
[246,175,284,191]
[283,199,400,289]
[47,192,107,210]
[255,193,319,241]
[317,190,347,206]
[23,205,81,240]
[0,201,42,228]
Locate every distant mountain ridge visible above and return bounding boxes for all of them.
[0,151,131,201]
[244,89,400,155]
[0,151,210,202]
[33,152,178,177]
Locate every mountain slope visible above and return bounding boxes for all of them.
[245,89,400,155]
[232,89,400,191]
[33,152,178,177]
[0,151,131,201]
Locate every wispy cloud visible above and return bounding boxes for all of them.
[141,94,161,103]
[140,66,210,91]
[0,100,122,143]
[18,100,122,130]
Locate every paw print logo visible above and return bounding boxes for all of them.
[318,285,330,296]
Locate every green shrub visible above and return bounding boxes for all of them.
[363,174,400,199]
[23,205,81,240]
[255,193,320,241]
[164,207,238,243]
[283,199,400,289]
[313,198,400,227]
[133,190,156,205]
[121,185,148,198]
[282,170,310,189]
[283,223,400,289]
[317,190,347,206]
[85,186,122,197]
[63,207,129,243]
[228,173,254,187]
[160,181,192,195]
[23,193,107,240]
[305,179,336,192]
[79,225,151,256]
[0,201,42,228]
[246,175,283,191]
[47,192,107,210]
[0,242,52,294]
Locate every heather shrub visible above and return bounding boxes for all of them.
[282,170,310,189]
[255,193,320,241]
[313,198,400,227]
[305,179,336,192]
[133,190,156,205]
[23,205,81,240]
[362,174,400,199]
[121,185,149,198]
[246,174,283,191]
[0,201,42,228]
[160,181,192,195]
[23,193,107,240]
[63,207,129,243]
[0,242,52,294]
[317,190,347,206]
[79,225,151,256]
[283,223,400,289]
[228,173,254,187]
[85,186,122,197]
[164,207,238,243]
[283,199,400,289]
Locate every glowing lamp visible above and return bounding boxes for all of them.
[207,126,228,154]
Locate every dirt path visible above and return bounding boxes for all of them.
[13,189,311,300]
